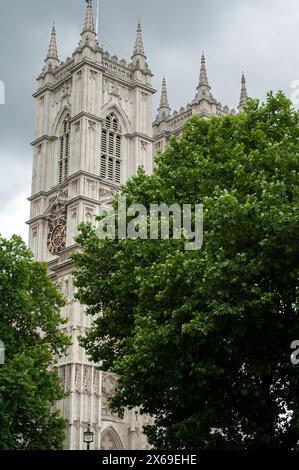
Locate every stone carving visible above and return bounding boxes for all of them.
[73,420,80,430]
[74,121,81,132]
[102,433,116,450]
[93,370,100,396]
[102,373,117,397]
[99,188,118,203]
[101,429,123,450]
[111,81,120,97]
[102,396,112,416]
[88,120,96,131]
[141,140,148,151]
[90,69,97,80]
[75,365,81,392]
[66,364,72,391]
[102,396,119,419]
[46,191,68,221]
[44,191,68,255]
[83,366,91,393]
[61,83,71,105]
[85,211,93,223]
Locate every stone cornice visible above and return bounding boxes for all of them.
[48,244,80,274]
[27,191,48,202]
[35,58,104,95]
[102,69,133,88]
[27,171,121,224]
[103,69,156,94]
[130,80,156,95]
[26,192,103,225]
[33,64,156,100]
[153,130,171,139]
[68,170,121,188]
[33,86,53,98]
[33,79,71,98]
[29,170,120,200]
[70,111,104,124]
[125,132,154,143]
[103,55,132,73]
[26,215,43,225]
[69,58,106,75]
[38,57,75,81]
[67,193,114,207]
[31,135,58,146]
[33,58,106,98]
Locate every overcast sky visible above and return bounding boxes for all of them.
[0,0,299,241]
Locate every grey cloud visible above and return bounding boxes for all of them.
[0,0,298,240]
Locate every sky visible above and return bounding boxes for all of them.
[0,0,299,241]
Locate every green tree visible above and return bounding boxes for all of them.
[0,235,70,450]
[73,92,299,449]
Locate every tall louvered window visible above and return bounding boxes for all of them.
[100,112,122,184]
[59,114,71,184]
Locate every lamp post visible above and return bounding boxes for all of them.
[83,424,94,451]
[0,341,5,365]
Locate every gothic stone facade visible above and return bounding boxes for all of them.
[153,57,247,154]
[27,1,248,450]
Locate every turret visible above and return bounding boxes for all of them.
[80,0,97,48]
[44,23,59,70]
[195,53,213,101]
[157,77,171,121]
[238,72,248,111]
[131,19,146,70]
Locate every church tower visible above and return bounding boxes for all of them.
[153,54,247,154]
[28,0,155,450]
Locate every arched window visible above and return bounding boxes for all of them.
[59,114,71,184]
[101,112,122,184]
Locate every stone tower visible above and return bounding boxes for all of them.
[153,54,247,153]
[28,0,155,450]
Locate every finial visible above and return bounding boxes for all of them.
[198,52,210,88]
[46,22,59,63]
[239,71,248,110]
[82,0,95,34]
[194,52,212,101]
[132,18,145,58]
[157,76,171,120]
[159,77,170,109]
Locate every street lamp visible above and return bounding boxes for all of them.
[0,341,5,365]
[83,424,94,451]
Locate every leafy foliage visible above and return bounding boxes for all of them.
[0,235,70,450]
[73,93,299,449]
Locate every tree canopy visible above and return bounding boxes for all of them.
[0,235,70,450]
[73,92,299,449]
